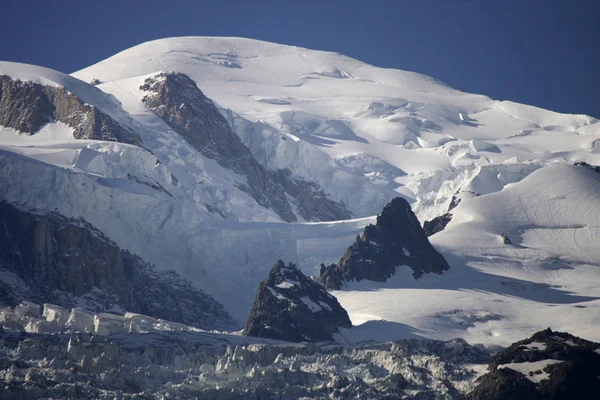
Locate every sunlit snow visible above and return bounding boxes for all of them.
[1,37,599,347]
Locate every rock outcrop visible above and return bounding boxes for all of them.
[423,191,480,237]
[501,233,512,245]
[574,161,600,173]
[468,368,539,400]
[321,197,450,289]
[244,260,352,342]
[468,328,600,400]
[222,108,354,222]
[0,75,141,145]
[423,212,453,237]
[140,72,297,222]
[269,168,352,222]
[0,201,235,330]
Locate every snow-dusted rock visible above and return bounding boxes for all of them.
[423,212,453,236]
[469,329,600,399]
[244,260,351,342]
[468,368,538,400]
[321,197,450,289]
[140,72,297,222]
[0,74,141,144]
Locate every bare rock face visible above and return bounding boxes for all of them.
[0,201,235,330]
[423,212,452,237]
[321,197,450,289]
[244,260,352,342]
[468,328,600,400]
[140,72,297,222]
[0,75,141,145]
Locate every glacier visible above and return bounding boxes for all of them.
[0,37,599,351]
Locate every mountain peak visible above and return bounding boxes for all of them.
[321,197,450,289]
[244,260,351,342]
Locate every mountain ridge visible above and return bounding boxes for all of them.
[0,36,599,347]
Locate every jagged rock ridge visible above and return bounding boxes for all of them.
[140,72,298,222]
[244,260,352,342]
[0,201,235,330]
[0,75,141,145]
[468,328,600,399]
[321,197,450,289]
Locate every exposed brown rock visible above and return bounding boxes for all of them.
[140,72,297,222]
[0,75,141,145]
[0,201,235,330]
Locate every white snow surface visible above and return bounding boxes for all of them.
[300,296,323,313]
[498,359,563,383]
[1,38,600,346]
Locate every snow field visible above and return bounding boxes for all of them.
[1,38,600,345]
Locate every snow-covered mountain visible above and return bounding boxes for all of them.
[1,36,600,352]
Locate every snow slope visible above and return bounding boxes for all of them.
[73,37,598,221]
[2,37,600,345]
[0,118,368,321]
[336,164,600,346]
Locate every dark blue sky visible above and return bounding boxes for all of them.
[1,0,598,117]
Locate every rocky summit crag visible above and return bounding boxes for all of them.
[468,328,600,400]
[0,201,235,330]
[244,260,352,342]
[321,197,450,289]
